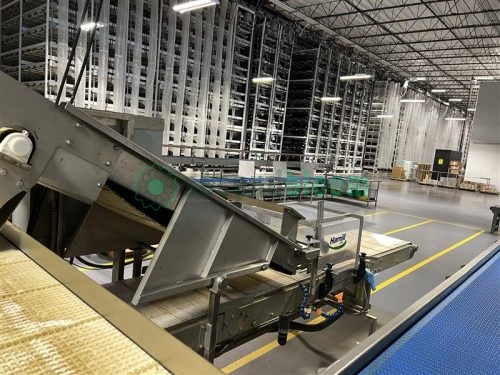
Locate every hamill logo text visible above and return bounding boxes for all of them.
[329,233,347,250]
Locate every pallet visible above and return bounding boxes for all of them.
[480,191,500,195]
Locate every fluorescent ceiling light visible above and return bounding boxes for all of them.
[320,97,342,102]
[376,114,394,118]
[445,117,466,121]
[372,102,383,105]
[339,74,372,81]
[474,76,495,81]
[172,0,219,13]
[400,99,425,103]
[431,89,446,93]
[410,77,426,81]
[80,22,106,31]
[448,98,462,102]
[252,77,273,84]
[467,108,476,112]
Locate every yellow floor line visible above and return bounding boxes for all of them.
[383,219,434,236]
[221,228,485,374]
[385,210,485,231]
[363,211,389,217]
[373,229,484,293]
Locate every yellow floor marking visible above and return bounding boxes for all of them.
[383,219,434,236]
[221,229,485,374]
[385,210,485,231]
[373,229,484,293]
[221,313,333,374]
[363,211,389,217]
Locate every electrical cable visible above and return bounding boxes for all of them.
[55,0,91,105]
[70,0,105,105]
[74,251,154,270]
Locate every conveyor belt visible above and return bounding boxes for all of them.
[0,222,221,375]
[361,249,500,374]
[105,270,304,329]
[0,238,169,375]
[325,242,499,375]
[105,231,414,330]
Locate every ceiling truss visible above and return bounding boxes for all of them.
[267,0,500,106]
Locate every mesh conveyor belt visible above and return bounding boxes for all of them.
[361,249,500,375]
[0,245,170,374]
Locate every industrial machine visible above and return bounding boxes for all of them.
[0,71,418,371]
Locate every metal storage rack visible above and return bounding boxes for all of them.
[316,51,340,165]
[0,0,255,161]
[363,81,388,172]
[282,41,331,162]
[332,57,373,174]
[460,81,479,168]
[246,16,293,161]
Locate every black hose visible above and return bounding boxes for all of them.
[76,256,113,269]
[75,249,154,269]
[70,0,105,105]
[289,307,343,332]
[55,0,91,105]
[277,299,344,345]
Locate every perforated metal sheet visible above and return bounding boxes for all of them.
[361,249,500,375]
[0,249,170,375]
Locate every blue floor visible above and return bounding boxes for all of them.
[361,248,500,375]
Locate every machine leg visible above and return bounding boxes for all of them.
[204,276,225,362]
[132,249,142,278]
[112,249,126,283]
[490,212,499,233]
[366,314,378,335]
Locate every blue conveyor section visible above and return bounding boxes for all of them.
[361,249,500,375]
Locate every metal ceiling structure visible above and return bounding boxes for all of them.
[266,0,500,107]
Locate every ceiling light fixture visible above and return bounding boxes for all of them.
[431,89,446,93]
[448,98,462,102]
[376,114,394,118]
[172,0,219,13]
[320,97,342,102]
[339,74,372,81]
[251,77,273,84]
[445,117,467,121]
[467,108,476,112]
[410,77,426,81]
[372,102,384,105]
[400,99,426,103]
[474,76,495,81]
[80,21,106,31]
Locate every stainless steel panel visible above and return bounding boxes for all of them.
[66,202,164,256]
[133,188,283,304]
[39,148,110,204]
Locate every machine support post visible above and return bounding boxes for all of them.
[132,249,143,278]
[112,249,126,282]
[204,276,225,362]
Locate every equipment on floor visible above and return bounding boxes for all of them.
[323,241,500,375]
[490,205,500,233]
[0,71,418,367]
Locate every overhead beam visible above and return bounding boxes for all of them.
[378,44,500,55]
[385,54,500,62]
[366,35,499,47]
[329,9,500,31]
[310,0,449,21]
[347,22,500,39]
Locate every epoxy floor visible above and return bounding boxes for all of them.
[215,180,500,375]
